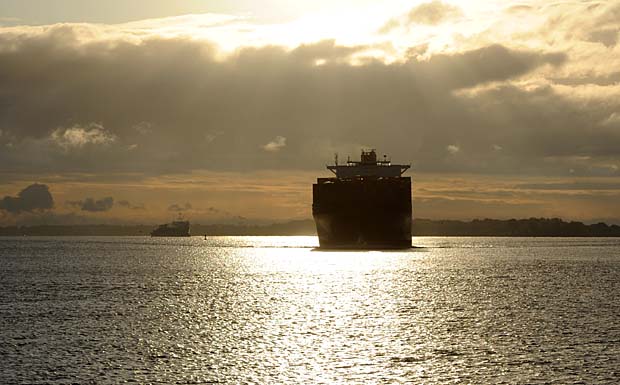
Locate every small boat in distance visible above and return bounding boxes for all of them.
[150,220,190,237]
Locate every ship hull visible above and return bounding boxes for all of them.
[150,232,191,237]
[313,177,412,249]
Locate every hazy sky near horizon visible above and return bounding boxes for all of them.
[1,0,620,225]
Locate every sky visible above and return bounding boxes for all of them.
[1,0,619,225]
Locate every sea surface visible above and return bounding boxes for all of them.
[1,236,619,384]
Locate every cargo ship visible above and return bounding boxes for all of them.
[312,149,412,249]
[150,220,191,237]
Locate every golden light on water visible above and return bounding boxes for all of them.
[192,236,422,273]
[193,236,429,382]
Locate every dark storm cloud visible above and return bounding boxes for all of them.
[0,183,54,213]
[0,24,617,179]
[68,197,114,212]
[455,84,620,162]
[421,44,565,89]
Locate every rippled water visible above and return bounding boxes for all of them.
[1,236,619,384]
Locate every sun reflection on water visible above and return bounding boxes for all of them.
[190,236,429,382]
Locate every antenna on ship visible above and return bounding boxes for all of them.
[334,153,339,166]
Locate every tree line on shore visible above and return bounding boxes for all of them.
[1,218,619,236]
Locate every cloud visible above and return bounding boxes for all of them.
[505,5,536,14]
[602,112,620,127]
[117,200,145,210]
[0,6,619,225]
[424,44,565,89]
[68,197,114,212]
[263,136,287,152]
[446,145,460,155]
[587,28,619,48]
[0,17,21,27]
[407,1,463,25]
[378,18,401,34]
[164,204,246,222]
[133,122,153,135]
[0,22,615,181]
[516,181,620,191]
[52,124,116,150]
[535,2,620,49]
[168,202,192,212]
[0,183,54,214]
[381,1,463,32]
[205,206,245,221]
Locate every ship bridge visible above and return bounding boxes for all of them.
[327,149,410,179]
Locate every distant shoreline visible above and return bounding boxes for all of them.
[1,218,620,237]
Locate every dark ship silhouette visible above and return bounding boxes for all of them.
[313,149,412,249]
[150,220,190,237]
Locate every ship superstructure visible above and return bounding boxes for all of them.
[150,220,191,237]
[313,149,412,249]
[327,149,410,178]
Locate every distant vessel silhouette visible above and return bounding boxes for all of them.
[312,149,412,249]
[150,220,190,237]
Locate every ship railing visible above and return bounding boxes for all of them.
[316,175,410,184]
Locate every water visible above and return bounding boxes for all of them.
[1,236,619,384]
